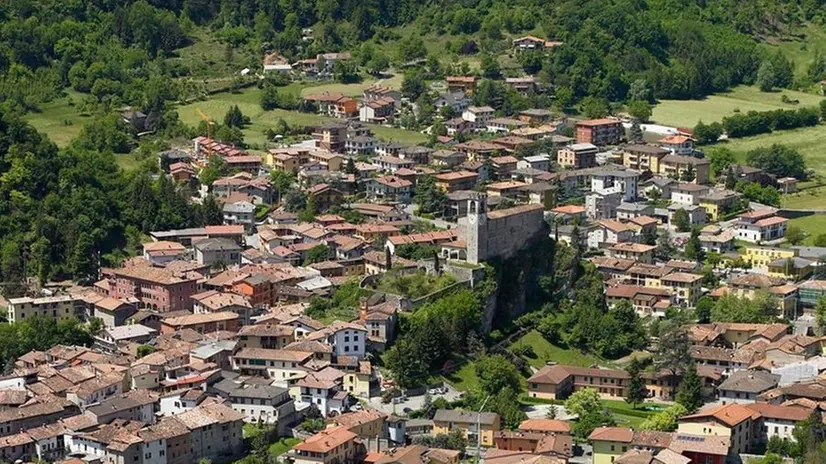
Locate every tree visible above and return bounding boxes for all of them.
[757,60,777,92]
[475,355,522,396]
[675,362,704,412]
[413,176,448,215]
[628,79,652,102]
[786,225,805,245]
[401,71,426,100]
[641,226,657,246]
[694,121,724,145]
[656,228,676,261]
[814,234,826,247]
[673,208,691,232]
[223,105,249,128]
[680,163,696,183]
[260,85,280,110]
[304,245,329,265]
[792,409,826,457]
[200,156,229,187]
[565,388,602,418]
[655,324,692,373]
[695,296,714,324]
[627,100,652,122]
[480,55,501,79]
[815,296,826,336]
[746,144,807,179]
[684,228,705,262]
[137,345,156,357]
[712,292,777,323]
[628,120,643,143]
[707,147,736,178]
[625,358,647,409]
[573,412,615,440]
[581,97,610,119]
[640,403,687,431]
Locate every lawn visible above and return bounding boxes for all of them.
[601,399,661,429]
[269,438,301,457]
[24,89,91,147]
[441,358,480,392]
[651,85,823,128]
[781,186,826,209]
[509,330,606,369]
[788,215,826,244]
[176,86,426,148]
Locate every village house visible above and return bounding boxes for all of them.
[446,76,477,93]
[736,209,788,243]
[161,312,240,335]
[658,154,710,185]
[462,106,496,129]
[365,176,413,203]
[659,134,695,155]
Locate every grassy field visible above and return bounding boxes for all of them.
[713,124,826,176]
[510,330,606,369]
[176,86,426,147]
[788,215,826,244]
[24,90,91,147]
[764,23,826,77]
[167,27,256,81]
[782,186,826,209]
[651,85,823,128]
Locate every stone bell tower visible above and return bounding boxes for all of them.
[464,192,488,264]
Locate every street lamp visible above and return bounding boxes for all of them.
[477,395,490,464]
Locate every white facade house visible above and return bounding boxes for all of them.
[517,154,551,172]
[670,183,710,206]
[461,106,495,128]
[737,216,789,243]
[590,170,639,202]
[305,322,368,360]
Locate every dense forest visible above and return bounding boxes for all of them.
[0,0,825,288]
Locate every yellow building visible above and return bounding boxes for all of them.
[622,145,669,172]
[625,263,673,289]
[678,403,755,455]
[661,272,703,308]
[588,427,633,464]
[7,295,81,324]
[767,256,814,281]
[433,410,500,447]
[742,246,797,273]
[698,190,740,222]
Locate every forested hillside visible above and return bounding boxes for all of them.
[0,0,824,288]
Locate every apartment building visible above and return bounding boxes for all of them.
[622,145,669,172]
[7,295,83,324]
[433,410,501,447]
[557,143,598,169]
[109,265,199,313]
[575,119,622,146]
[527,364,630,400]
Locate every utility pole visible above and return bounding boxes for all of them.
[477,395,490,464]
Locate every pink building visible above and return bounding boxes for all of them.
[110,266,199,312]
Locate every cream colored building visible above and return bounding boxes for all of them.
[7,295,82,323]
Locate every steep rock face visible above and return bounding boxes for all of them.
[481,233,557,333]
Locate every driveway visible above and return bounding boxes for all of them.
[366,384,464,415]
